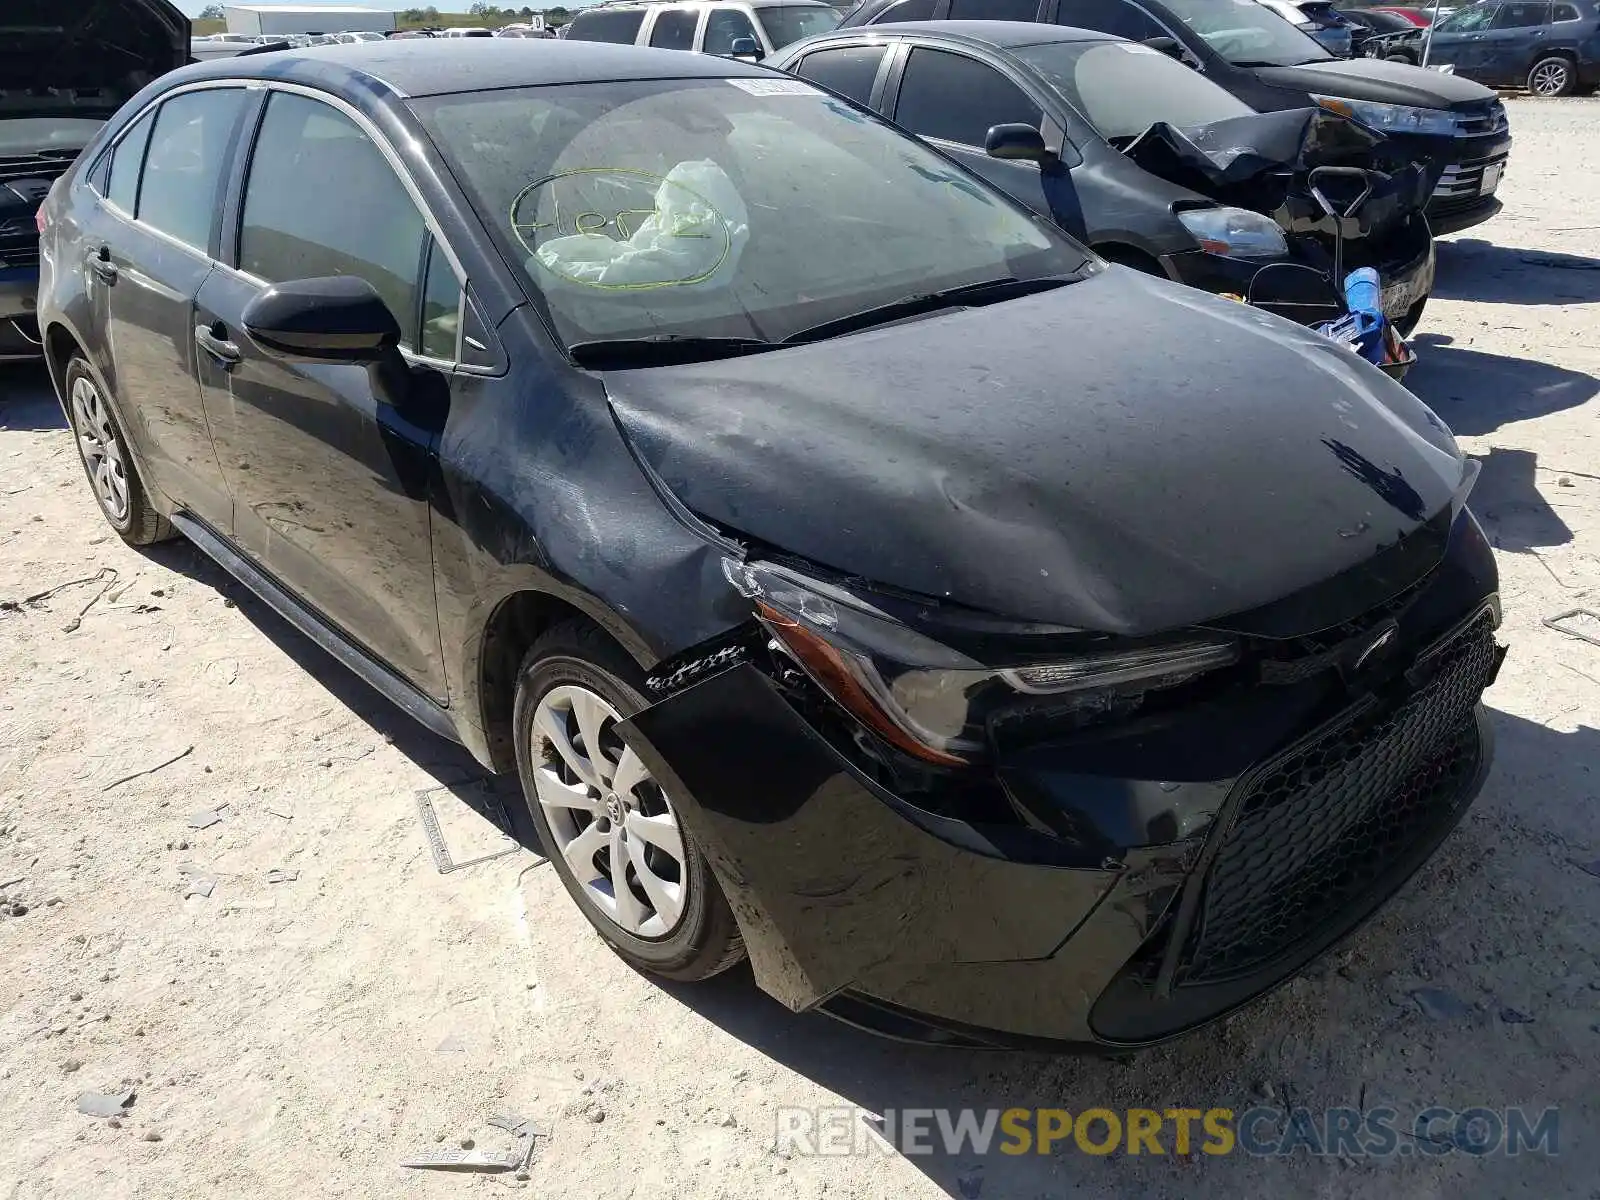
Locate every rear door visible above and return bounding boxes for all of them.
[82,85,251,529]
[1477,0,1553,81]
[194,88,454,701]
[886,45,1088,240]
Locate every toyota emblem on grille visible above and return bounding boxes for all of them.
[1352,624,1398,674]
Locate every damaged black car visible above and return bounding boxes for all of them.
[38,40,1503,1049]
[0,0,190,360]
[770,23,1436,331]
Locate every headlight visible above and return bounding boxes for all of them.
[725,558,1239,764]
[1175,207,1288,259]
[1311,95,1461,136]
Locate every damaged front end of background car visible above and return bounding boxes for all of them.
[1119,106,1436,337]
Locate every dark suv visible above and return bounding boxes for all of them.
[838,0,1514,233]
[1425,0,1600,95]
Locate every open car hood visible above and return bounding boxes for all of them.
[0,0,189,120]
[605,268,1468,638]
[1122,107,1429,241]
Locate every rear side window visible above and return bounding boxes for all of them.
[1492,1,1550,24]
[704,8,763,52]
[1553,2,1579,16]
[1053,0,1167,39]
[238,92,428,348]
[137,88,249,252]
[949,0,1038,18]
[893,48,1042,146]
[794,45,887,104]
[868,0,937,19]
[649,9,699,47]
[566,9,647,41]
[106,109,155,213]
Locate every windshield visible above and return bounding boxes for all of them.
[757,5,841,48]
[1162,0,1332,65]
[1016,40,1254,140]
[413,78,1092,352]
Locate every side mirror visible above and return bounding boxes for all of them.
[1143,35,1185,60]
[241,276,400,365]
[984,123,1054,164]
[729,36,762,59]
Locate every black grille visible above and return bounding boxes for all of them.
[1181,611,1497,985]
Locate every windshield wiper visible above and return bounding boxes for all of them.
[782,276,1077,346]
[568,334,777,369]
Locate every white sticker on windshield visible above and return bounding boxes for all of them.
[1120,43,1162,52]
[726,78,823,96]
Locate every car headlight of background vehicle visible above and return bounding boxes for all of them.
[1175,207,1288,259]
[1311,95,1460,136]
[724,558,1239,765]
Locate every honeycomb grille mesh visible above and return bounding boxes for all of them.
[1182,613,1498,985]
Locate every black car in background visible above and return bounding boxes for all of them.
[37,40,1501,1049]
[769,23,1436,330]
[838,0,1513,234]
[1425,0,1600,95]
[1,0,189,360]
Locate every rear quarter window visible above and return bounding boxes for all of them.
[565,9,648,41]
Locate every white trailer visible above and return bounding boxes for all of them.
[224,6,396,36]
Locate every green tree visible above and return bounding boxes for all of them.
[198,3,225,17]
[546,5,571,23]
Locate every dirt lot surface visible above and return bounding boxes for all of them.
[2,97,1598,1200]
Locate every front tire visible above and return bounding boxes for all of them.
[1527,56,1577,96]
[512,619,744,982]
[62,356,174,546]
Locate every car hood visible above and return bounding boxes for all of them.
[604,268,1468,637]
[1253,56,1498,109]
[1,0,190,119]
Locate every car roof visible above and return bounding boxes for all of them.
[822,20,1118,46]
[158,38,775,98]
[582,0,832,8]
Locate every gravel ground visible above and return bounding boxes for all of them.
[2,96,1598,1200]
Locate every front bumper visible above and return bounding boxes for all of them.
[1406,130,1513,236]
[624,515,1504,1049]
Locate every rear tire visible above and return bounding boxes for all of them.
[62,356,174,547]
[1527,55,1577,96]
[512,619,745,982]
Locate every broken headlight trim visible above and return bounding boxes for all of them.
[724,558,1240,766]
[1175,207,1288,259]
[1311,95,1460,137]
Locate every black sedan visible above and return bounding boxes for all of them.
[838,0,1512,234]
[768,22,1436,331]
[37,39,1501,1049]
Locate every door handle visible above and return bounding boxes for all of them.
[195,322,242,367]
[87,246,118,284]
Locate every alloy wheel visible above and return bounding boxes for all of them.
[69,374,131,522]
[1531,61,1570,95]
[531,684,687,938]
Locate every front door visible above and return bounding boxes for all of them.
[1426,2,1502,76]
[887,45,1088,241]
[87,86,251,528]
[196,89,454,701]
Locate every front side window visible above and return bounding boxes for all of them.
[949,0,1039,18]
[894,48,1042,146]
[793,45,888,104]
[1016,40,1252,140]
[1052,0,1167,39]
[412,78,1090,351]
[1436,4,1499,31]
[565,9,647,41]
[1146,0,1331,65]
[106,109,155,213]
[1492,1,1549,25]
[649,9,700,47]
[137,88,249,251]
[704,9,764,52]
[238,92,427,347]
[420,239,462,360]
[757,5,843,49]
